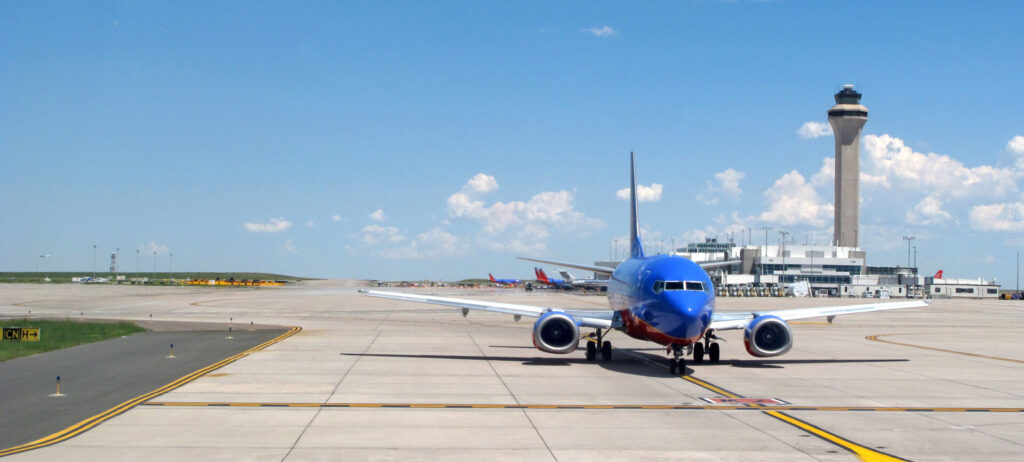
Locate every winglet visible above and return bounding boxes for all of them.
[629,152,644,259]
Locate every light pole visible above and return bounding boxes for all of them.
[170,252,173,282]
[760,226,773,247]
[153,251,157,283]
[92,244,97,278]
[913,246,917,270]
[902,235,916,268]
[779,230,790,283]
[136,249,140,274]
[37,254,50,273]
[1017,251,1019,294]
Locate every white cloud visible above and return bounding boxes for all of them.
[1008,135,1024,169]
[1007,135,1024,154]
[369,209,387,221]
[616,183,663,203]
[698,169,744,205]
[759,170,833,227]
[140,242,168,255]
[810,157,834,186]
[583,26,617,37]
[360,224,405,244]
[797,121,832,139]
[906,195,953,225]
[969,200,1024,231]
[331,215,343,222]
[380,227,466,259]
[243,218,292,233]
[862,134,1020,198]
[464,173,499,193]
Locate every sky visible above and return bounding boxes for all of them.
[2,1,1023,285]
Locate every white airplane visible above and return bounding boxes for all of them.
[361,153,928,374]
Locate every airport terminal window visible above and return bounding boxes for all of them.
[956,288,975,294]
[987,289,998,294]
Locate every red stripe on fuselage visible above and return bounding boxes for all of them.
[618,309,703,346]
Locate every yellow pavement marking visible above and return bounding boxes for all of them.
[0,326,301,457]
[867,334,1024,364]
[682,366,909,461]
[138,401,1024,413]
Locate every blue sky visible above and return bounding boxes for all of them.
[3,1,1023,285]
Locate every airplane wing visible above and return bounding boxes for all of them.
[359,289,619,328]
[708,300,929,331]
[517,257,614,275]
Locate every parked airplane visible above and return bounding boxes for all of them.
[533,268,566,287]
[362,153,928,374]
[934,270,943,279]
[488,273,520,287]
[554,269,608,291]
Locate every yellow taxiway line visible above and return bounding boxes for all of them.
[0,326,301,457]
[867,334,1024,364]
[139,401,1024,413]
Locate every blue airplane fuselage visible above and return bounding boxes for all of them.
[608,254,715,346]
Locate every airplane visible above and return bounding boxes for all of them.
[533,267,566,287]
[488,273,521,287]
[553,269,608,291]
[362,153,928,375]
[933,270,943,279]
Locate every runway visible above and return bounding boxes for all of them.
[1,281,1022,461]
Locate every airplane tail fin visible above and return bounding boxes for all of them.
[536,268,549,283]
[934,270,943,279]
[629,152,645,259]
[489,273,497,283]
[559,270,574,281]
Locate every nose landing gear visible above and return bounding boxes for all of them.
[668,345,686,375]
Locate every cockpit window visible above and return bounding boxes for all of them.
[664,281,685,291]
[654,280,706,293]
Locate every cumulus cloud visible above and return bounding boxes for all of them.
[380,227,465,259]
[759,170,833,227]
[463,173,499,193]
[360,224,405,244]
[616,183,663,203]
[369,209,387,221]
[140,242,168,255]
[243,218,292,233]
[1009,135,1024,169]
[1008,136,1024,154]
[861,134,1020,198]
[332,215,343,222]
[969,200,1024,231]
[583,25,617,37]
[797,121,832,139]
[698,169,744,205]
[906,195,953,225]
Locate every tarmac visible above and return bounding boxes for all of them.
[1,280,1022,461]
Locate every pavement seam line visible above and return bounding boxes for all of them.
[280,330,381,462]
[0,326,301,458]
[867,334,1024,364]
[471,331,561,462]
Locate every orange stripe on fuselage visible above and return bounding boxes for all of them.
[619,309,702,346]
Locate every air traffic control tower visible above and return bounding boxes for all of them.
[828,84,868,248]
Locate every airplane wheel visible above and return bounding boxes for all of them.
[601,341,612,361]
[668,358,677,374]
[678,358,686,375]
[709,342,720,363]
[585,341,597,361]
[693,342,705,363]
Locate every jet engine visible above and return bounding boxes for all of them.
[743,315,793,357]
[532,312,580,354]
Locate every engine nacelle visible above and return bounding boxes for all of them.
[744,315,793,357]
[532,312,580,354]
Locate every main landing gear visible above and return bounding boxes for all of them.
[692,330,722,364]
[584,329,612,362]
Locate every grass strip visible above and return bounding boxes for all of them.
[0,319,145,362]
